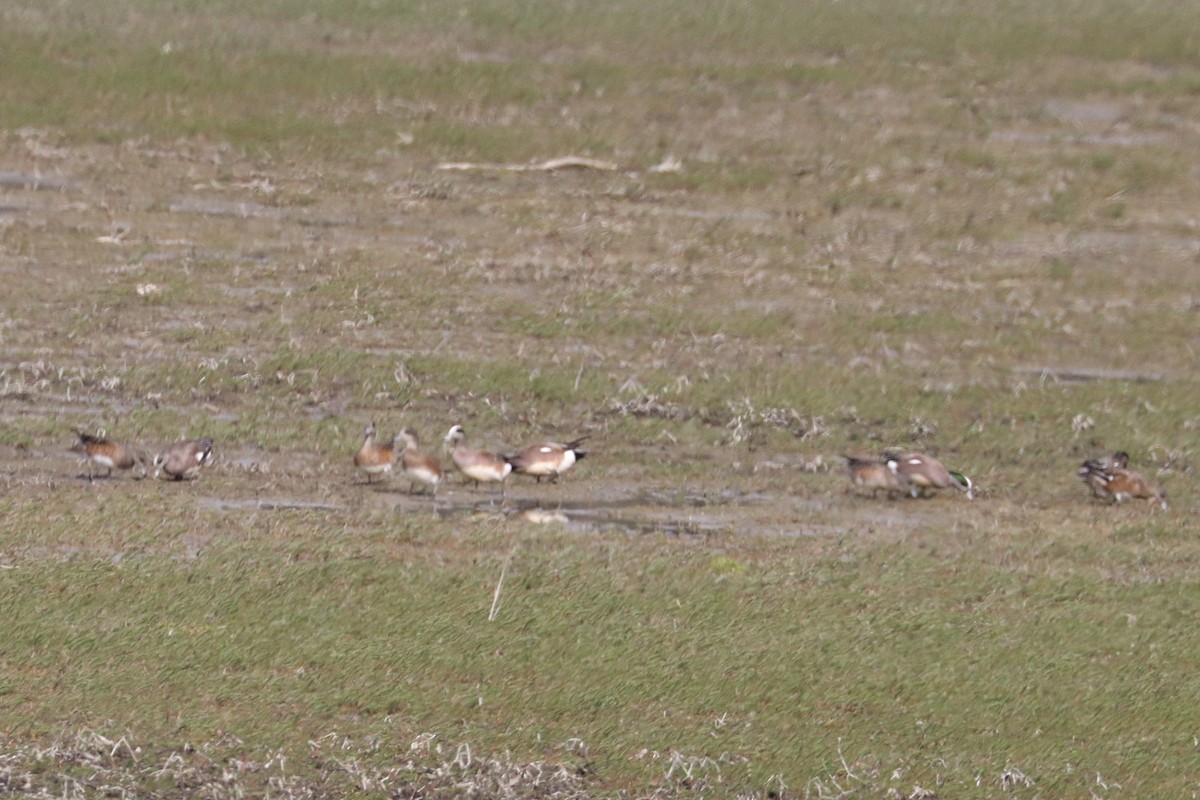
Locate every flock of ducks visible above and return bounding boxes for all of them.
[352,422,589,502]
[71,429,213,482]
[70,423,589,503]
[844,451,974,501]
[71,426,1167,511]
[843,448,1169,510]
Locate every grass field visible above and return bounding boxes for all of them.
[3,1,1200,796]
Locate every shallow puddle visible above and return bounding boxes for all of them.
[193,484,762,537]
[197,497,349,512]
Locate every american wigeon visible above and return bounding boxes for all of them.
[444,424,512,501]
[507,436,589,483]
[884,451,974,500]
[398,427,443,497]
[1078,452,1167,510]
[72,428,148,481]
[353,421,397,484]
[154,438,214,481]
[843,454,909,498]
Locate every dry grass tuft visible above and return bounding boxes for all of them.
[0,729,596,800]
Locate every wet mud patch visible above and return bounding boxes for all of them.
[197,497,348,512]
[187,473,947,541]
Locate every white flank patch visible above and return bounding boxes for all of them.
[464,463,509,482]
[411,466,439,484]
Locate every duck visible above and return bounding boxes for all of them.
[884,451,974,500]
[843,454,908,499]
[353,421,397,484]
[398,427,443,497]
[1078,452,1167,510]
[507,436,589,483]
[1077,451,1129,499]
[72,428,148,481]
[154,438,214,481]
[444,424,512,501]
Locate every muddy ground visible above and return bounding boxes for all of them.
[2,73,1197,550]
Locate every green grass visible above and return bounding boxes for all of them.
[2,503,1199,795]
[6,1,1200,157]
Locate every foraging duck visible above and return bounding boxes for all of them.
[154,438,214,481]
[353,421,397,484]
[398,427,443,497]
[843,454,908,499]
[1078,453,1167,510]
[444,424,512,501]
[72,428,148,481]
[1077,451,1129,499]
[507,436,589,483]
[884,451,974,500]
